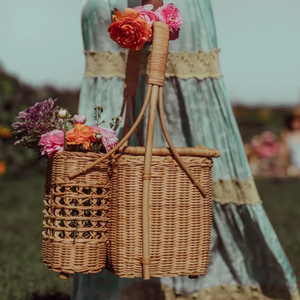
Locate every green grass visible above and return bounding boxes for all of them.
[0,171,71,300]
[0,174,299,300]
[256,178,300,282]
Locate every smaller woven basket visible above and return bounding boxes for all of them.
[42,152,110,277]
[107,146,218,278]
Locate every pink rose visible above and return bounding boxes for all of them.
[134,4,159,28]
[92,126,118,152]
[73,115,87,124]
[38,130,64,157]
[256,144,280,158]
[155,3,183,40]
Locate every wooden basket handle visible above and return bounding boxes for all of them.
[121,50,143,145]
[69,22,208,196]
[69,22,207,195]
[69,22,168,179]
[157,87,207,197]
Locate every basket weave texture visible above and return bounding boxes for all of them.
[107,146,215,278]
[42,152,110,275]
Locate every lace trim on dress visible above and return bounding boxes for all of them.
[84,49,222,80]
[212,177,262,205]
[84,51,128,79]
[162,284,300,300]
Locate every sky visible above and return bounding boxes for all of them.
[0,0,300,106]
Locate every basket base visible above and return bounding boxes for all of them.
[106,264,208,279]
[42,237,106,275]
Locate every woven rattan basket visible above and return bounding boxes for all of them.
[108,146,217,278]
[69,21,220,279]
[42,152,110,278]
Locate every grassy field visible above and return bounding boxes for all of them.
[0,173,299,300]
[256,178,300,281]
[0,171,71,300]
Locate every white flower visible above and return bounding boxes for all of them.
[58,109,69,119]
[94,104,104,111]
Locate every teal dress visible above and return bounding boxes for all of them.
[73,0,299,299]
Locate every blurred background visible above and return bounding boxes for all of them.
[0,1,300,299]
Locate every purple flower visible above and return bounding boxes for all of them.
[13,98,56,131]
[12,98,72,151]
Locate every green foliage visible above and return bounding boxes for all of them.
[0,66,79,177]
[233,105,291,143]
[0,173,71,300]
[1,65,299,300]
[0,173,299,299]
[256,178,300,282]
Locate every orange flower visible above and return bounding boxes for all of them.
[0,161,6,176]
[1,127,11,139]
[66,124,96,150]
[108,8,151,51]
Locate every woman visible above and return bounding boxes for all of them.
[281,106,300,177]
[73,0,299,299]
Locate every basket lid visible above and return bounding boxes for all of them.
[117,146,220,158]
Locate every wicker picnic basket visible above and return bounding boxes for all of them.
[42,152,110,278]
[108,146,217,278]
[70,22,220,280]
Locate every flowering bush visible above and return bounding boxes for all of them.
[0,125,12,177]
[0,161,5,176]
[12,99,121,158]
[0,126,11,139]
[108,3,183,50]
[251,131,280,159]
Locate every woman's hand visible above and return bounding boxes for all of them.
[142,0,164,11]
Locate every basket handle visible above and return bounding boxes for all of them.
[157,87,207,197]
[69,22,169,179]
[121,50,144,145]
[69,22,207,196]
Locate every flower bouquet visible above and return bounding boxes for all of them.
[108,3,183,51]
[12,98,121,278]
[249,131,281,177]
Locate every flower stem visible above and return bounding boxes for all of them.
[63,119,66,151]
